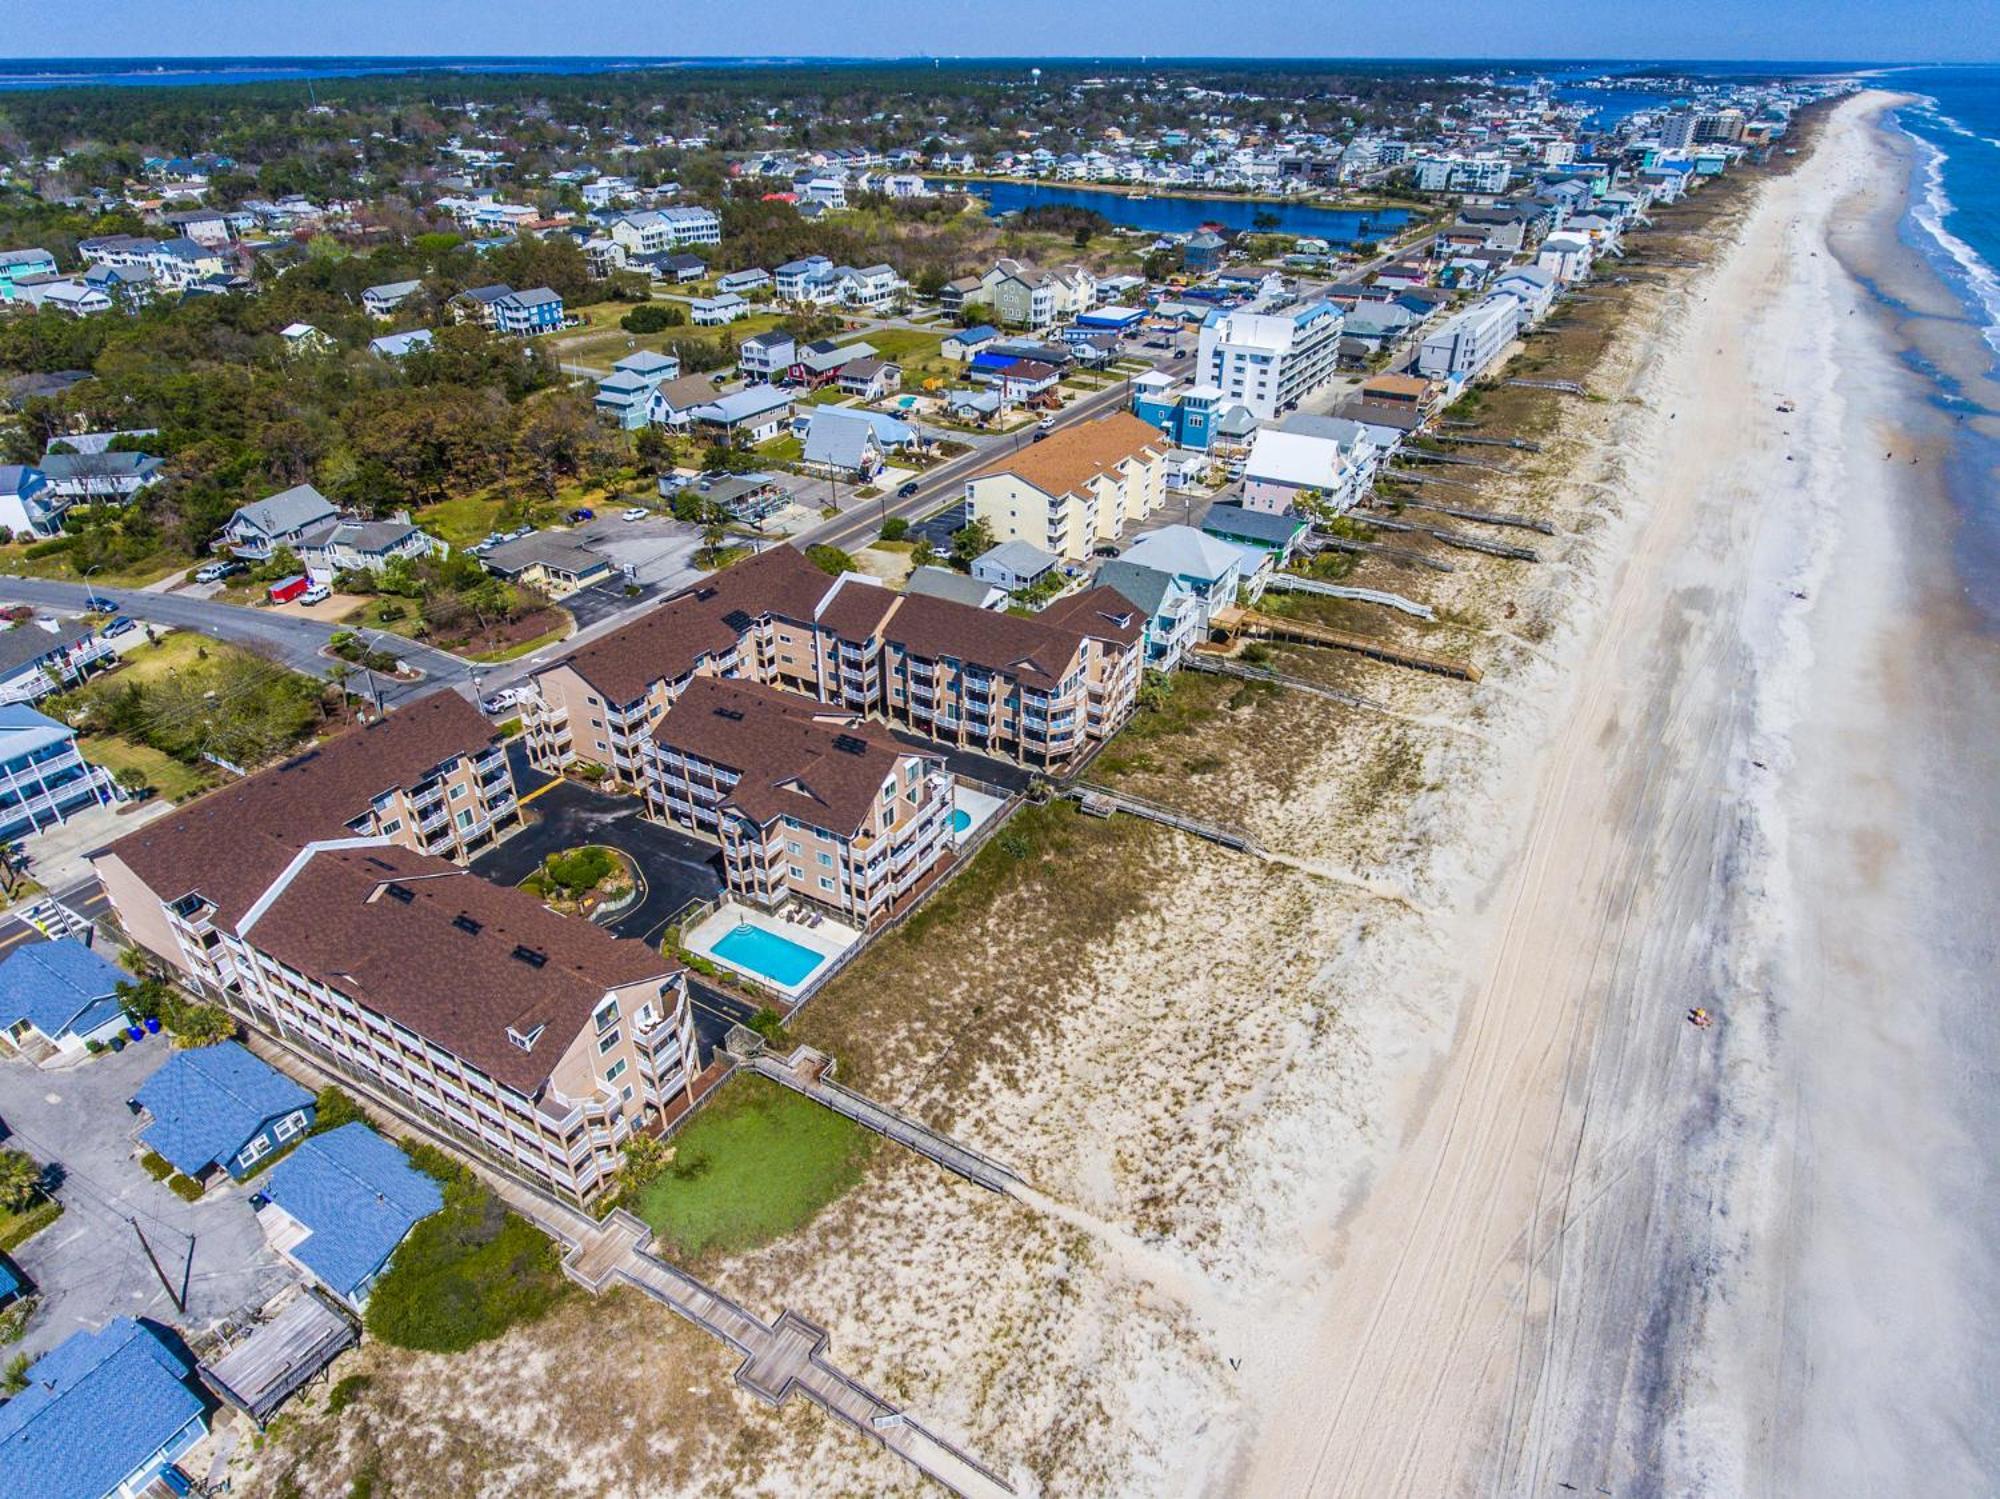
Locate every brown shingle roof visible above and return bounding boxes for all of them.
[103,692,499,927]
[548,545,832,705]
[1040,585,1146,647]
[653,677,929,834]
[969,411,1163,502]
[249,845,676,1094]
[652,373,721,413]
[883,592,1085,689]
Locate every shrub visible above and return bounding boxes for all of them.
[747,1006,790,1048]
[804,543,854,577]
[0,1195,60,1252]
[620,304,685,334]
[878,517,910,542]
[0,1295,36,1345]
[364,1143,571,1353]
[139,1150,177,1182]
[165,1172,205,1203]
[310,1085,370,1136]
[2,1352,28,1397]
[22,536,72,560]
[543,845,614,896]
[326,1373,371,1414]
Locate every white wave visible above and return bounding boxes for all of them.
[1905,129,2000,362]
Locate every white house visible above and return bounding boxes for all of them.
[219,483,340,560]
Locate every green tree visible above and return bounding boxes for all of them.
[949,517,994,571]
[0,1149,43,1212]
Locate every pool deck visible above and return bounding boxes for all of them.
[683,901,862,1000]
[951,784,1006,848]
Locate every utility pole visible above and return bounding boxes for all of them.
[130,1216,186,1315]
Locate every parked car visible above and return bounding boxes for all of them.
[568,508,594,523]
[622,506,649,522]
[1090,542,1122,559]
[479,688,522,715]
[194,560,246,584]
[299,583,331,606]
[1037,414,1056,431]
[104,616,138,637]
[1031,429,1049,442]
[897,481,920,498]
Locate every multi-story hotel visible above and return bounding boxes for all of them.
[92,692,696,1204]
[962,412,1168,562]
[640,675,954,927]
[1195,300,1345,420]
[523,545,1144,788]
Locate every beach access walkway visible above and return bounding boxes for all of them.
[738,1042,1024,1195]
[513,1192,1018,1499]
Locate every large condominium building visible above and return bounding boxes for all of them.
[963,412,1168,562]
[92,693,694,1204]
[978,258,1097,330]
[1415,294,1519,384]
[1196,300,1344,420]
[641,676,954,927]
[522,546,1143,785]
[95,692,520,998]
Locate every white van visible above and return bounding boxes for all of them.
[299,583,332,606]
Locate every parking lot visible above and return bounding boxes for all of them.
[0,1035,290,1362]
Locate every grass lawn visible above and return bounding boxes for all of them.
[79,733,215,803]
[0,1192,62,1253]
[463,619,571,663]
[108,630,230,686]
[628,1074,873,1260]
[755,434,804,463]
[412,492,512,550]
[0,544,193,589]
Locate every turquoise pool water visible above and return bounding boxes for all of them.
[949,809,972,833]
[710,922,825,987]
[892,394,920,410]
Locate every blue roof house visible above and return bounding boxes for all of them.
[0,1317,209,1499]
[254,1123,442,1312]
[0,938,131,1066]
[133,1041,314,1181]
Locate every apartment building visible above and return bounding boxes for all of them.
[979,259,1097,330]
[523,545,1143,780]
[1196,300,1344,420]
[963,412,1168,562]
[94,692,520,998]
[226,846,695,1205]
[1415,295,1519,384]
[0,704,121,843]
[640,676,953,926]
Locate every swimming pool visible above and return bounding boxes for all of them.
[949,809,972,834]
[710,922,827,988]
[892,394,920,411]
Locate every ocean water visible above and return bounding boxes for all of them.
[1885,68,2000,623]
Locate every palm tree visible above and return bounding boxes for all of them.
[0,1148,43,1213]
[0,841,19,898]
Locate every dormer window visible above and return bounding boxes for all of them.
[593,998,619,1034]
[507,1022,545,1052]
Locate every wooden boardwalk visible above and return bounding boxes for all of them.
[1210,606,1484,682]
[744,1049,1023,1194]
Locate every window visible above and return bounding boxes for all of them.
[449,783,467,801]
[605,1058,627,1082]
[789,864,805,879]
[597,1028,622,1055]
[593,998,619,1033]
[787,839,802,855]
[274,1112,304,1142]
[817,851,833,867]
[380,817,403,835]
[819,876,835,892]
[238,1136,270,1168]
[456,808,474,829]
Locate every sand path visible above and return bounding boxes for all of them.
[1234,92,1997,1497]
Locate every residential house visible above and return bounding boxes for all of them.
[0,463,62,537]
[943,387,1003,424]
[716,268,772,296]
[980,259,1096,330]
[903,566,1007,611]
[135,1040,317,1182]
[690,385,793,444]
[1491,264,1558,326]
[362,279,424,318]
[298,518,444,583]
[800,409,884,480]
[279,323,334,356]
[964,412,1167,562]
[0,612,118,706]
[480,532,615,596]
[662,253,707,283]
[160,207,230,245]
[0,704,121,840]
[648,372,727,428]
[971,540,1061,594]
[639,675,953,928]
[835,356,900,401]
[991,358,1061,405]
[688,292,748,326]
[1182,232,1227,272]
[774,255,840,303]
[491,287,565,336]
[369,329,434,360]
[738,330,797,383]
[1201,502,1310,565]
[1120,521,1261,630]
[938,275,983,313]
[255,1123,443,1311]
[593,349,682,428]
[0,937,132,1066]
[450,284,516,328]
[1242,420,1378,515]
[1536,230,1595,285]
[1131,375,1224,452]
[0,1318,211,1499]
[39,449,164,504]
[0,246,58,301]
[942,325,999,362]
[219,483,339,560]
[787,338,876,390]
[833,263,903,311]
[1095,556,1202,671]
[25,279,113,318]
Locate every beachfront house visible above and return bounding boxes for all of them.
[254,1123,443,1312]
[0,937,132,1066]
[134,1040,317,1182]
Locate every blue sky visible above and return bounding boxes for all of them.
[3,1,1999,65]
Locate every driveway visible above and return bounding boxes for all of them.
[468,779,724,950]
[0,1038,292,1361]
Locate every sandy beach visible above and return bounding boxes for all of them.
[235,89,2000,1499]
[1234,88,2000,1497]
